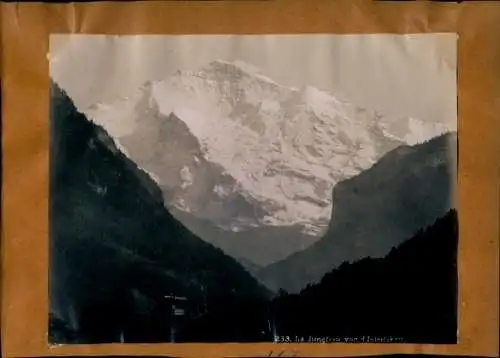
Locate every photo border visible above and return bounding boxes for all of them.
[1,1,499,357]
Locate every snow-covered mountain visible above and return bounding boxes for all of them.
[83,60,453,264]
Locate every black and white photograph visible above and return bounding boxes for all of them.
[48,34,458,345]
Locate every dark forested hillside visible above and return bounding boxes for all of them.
[269,209,458,344]
[48,82,269,344]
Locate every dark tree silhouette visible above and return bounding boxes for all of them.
[271,209,458,344]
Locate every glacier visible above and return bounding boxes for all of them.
[84,59,454,236]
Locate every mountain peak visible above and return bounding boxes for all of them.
[208,59,262,75]
[198,59,278,86]
[85,61,455,238]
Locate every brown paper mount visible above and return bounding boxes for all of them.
[1,1,499,357]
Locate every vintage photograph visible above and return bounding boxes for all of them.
[48,34,458,344]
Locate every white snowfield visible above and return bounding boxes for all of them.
[85,60,454,235]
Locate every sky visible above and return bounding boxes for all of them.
[49,34,457,127]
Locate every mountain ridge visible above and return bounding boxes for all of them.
[84,59,453,234]
[256,131,457,292]
[58,59,455,267]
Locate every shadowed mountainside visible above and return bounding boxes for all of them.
[257,132,457,293]
[170,208,318,267]
[49,82,269,344]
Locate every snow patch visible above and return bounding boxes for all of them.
[213,184,231,197]
[260,99,280,113]
[172,197,190,212]
[404,117,450,145]
[179,166,194,189]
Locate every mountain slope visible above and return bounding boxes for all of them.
[49,82,269,343]
[271,209,458,344]
[170,208,317,267]
[114,104,318,266]
[82,60,453,266]
[257,132,457,293]
[86,60,452,234]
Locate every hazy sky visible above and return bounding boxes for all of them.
[50,34,457,126]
